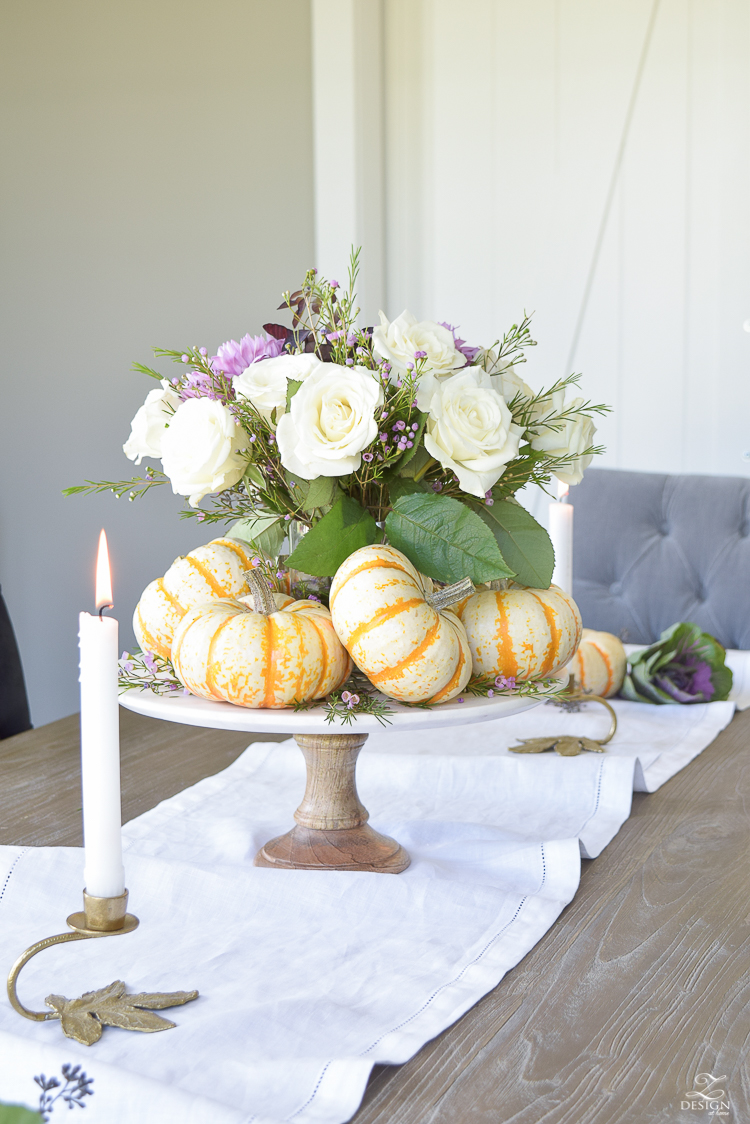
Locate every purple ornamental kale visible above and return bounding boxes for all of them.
[439,321,481,365]
[620,621,732,704]
[211,333,284,377]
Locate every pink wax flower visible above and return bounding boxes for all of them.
[211,333,284,376]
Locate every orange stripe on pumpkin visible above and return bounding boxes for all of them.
[262,615,278,708]
[306,615,330,698]
[218,539,252,573]
[206,613,236,701]
[347,597,424,652]
[156,577,185,615]
[186,555,228,597]
[492,593,518,678]
[430,641,466,703]
[588,640,614,696]
[135,614,168,660]
[330,558,409,607]
[532,593,561,676]
[368,617,441,686]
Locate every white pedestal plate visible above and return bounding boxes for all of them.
[120,691,538,875]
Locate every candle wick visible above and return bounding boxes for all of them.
[98,604,113,619]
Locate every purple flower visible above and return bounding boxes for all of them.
[179,369,225,401]
[379,433,388,443]
[330,279,340,289]
[143,651,158,673]
[393,420,406,431]
[414,349,427,359]
[362,452,374,462]
[439,322,481,364]
[211,333,284,377]
[495,674,516,690]
[326,330,345,341]
[432,481,443,492]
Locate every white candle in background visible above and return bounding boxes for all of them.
[78,529,125,899]
[549,480,574,595]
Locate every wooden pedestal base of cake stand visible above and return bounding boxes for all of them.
[254,733,410,873]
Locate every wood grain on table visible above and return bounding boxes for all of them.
[1,706,748,1122]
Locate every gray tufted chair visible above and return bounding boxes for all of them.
[569,468,750,649]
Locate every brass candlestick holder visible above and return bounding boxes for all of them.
[7,889,198,1046]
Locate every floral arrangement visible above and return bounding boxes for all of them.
[68,250,607,589]
[621,622,732,704]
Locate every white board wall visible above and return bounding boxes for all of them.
[315,0,750,477]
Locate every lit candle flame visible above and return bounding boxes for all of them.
[557,480,570,501]
[95,529,114,611]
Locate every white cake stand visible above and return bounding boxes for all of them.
[121,689,538,875]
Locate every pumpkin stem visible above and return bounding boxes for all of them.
[490,578,511,591]
[243,569,277,616]
[428,576,475,612]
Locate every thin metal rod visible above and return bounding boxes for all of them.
[7,931,102,1022]
[569,691,618,744]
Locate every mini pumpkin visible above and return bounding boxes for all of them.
[566,628,626,698]
[134,537,255,659]
[458,583,582,681]
[329,545,472,704]
[171,577,351,709]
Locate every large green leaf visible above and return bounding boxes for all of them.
[228,514,285,559]
[386,476,429,505]
[302,476,339,513]
[385,493,514,584]
[286,495,379,576]
[472,498,555,588]
[0,1105,42,1124]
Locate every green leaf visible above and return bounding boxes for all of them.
[0,1105,43,1123]
[385,494,514,584]
[386,476,429,505]
[286,378,303,412]
[286,495,379,576]
[228,514,285,559]
[243,464,266,489]
[303,476,339,513]
[397,443,433,481]
[472,498,555,588]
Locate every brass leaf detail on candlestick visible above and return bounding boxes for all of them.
[510,735,607,757]
[509,691,618,756]
[45,981,199,1045]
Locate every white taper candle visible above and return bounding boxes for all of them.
[549,483,574,595]
[78,531,124,898]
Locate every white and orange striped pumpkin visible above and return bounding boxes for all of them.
[458,583,582,681]
[133,537,255,659]
[565,628,626,698]
[329,545,472,704]
[172,592,351,709]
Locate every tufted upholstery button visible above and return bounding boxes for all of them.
[660,523,670,536]
[610,581,622,596]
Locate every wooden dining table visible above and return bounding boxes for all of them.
[2,705,748,1121]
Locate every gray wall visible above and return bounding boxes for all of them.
[0,1,314,726]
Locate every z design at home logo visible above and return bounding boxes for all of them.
[682,1073,730,1116]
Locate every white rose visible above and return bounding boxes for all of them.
[123,381,180,465]
[276,363,384,479]
[160,397,250,507]
[488,365,534,404]
[529,396,597,485]
[233,353,323,425]
[423,369,524,498]
[373,310,465,409]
